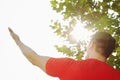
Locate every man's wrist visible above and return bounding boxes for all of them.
[16,40,22,46]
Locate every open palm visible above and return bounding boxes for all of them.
[8,27,20,43]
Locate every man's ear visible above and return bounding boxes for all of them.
[89,41,94,49]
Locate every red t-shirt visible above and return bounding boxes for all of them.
[46,58,120,80]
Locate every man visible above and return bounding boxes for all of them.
[8,27,120,80]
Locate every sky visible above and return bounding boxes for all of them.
[0,0,92,80]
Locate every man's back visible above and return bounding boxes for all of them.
[46,58,120,80]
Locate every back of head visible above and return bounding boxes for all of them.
[91,32,116,58]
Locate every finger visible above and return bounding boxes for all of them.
[8,27,14,34]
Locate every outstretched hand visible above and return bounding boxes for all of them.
[8,27,20,44]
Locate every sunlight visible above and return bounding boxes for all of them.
[70,22,93,42]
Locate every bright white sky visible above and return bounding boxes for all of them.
[0,0,92,80]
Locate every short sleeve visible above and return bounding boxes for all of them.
[46,58,74,77]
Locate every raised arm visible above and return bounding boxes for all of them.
[8,27,50,72]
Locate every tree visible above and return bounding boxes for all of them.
[50,0,120,69]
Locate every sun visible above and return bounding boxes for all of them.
[70,22,93,42]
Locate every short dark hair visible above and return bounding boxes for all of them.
[91,32,116,57]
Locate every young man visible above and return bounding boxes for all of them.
[8,27,120,80]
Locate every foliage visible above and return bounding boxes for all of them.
[50,0,120,69]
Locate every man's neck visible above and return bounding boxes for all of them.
[86,52,106,62]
